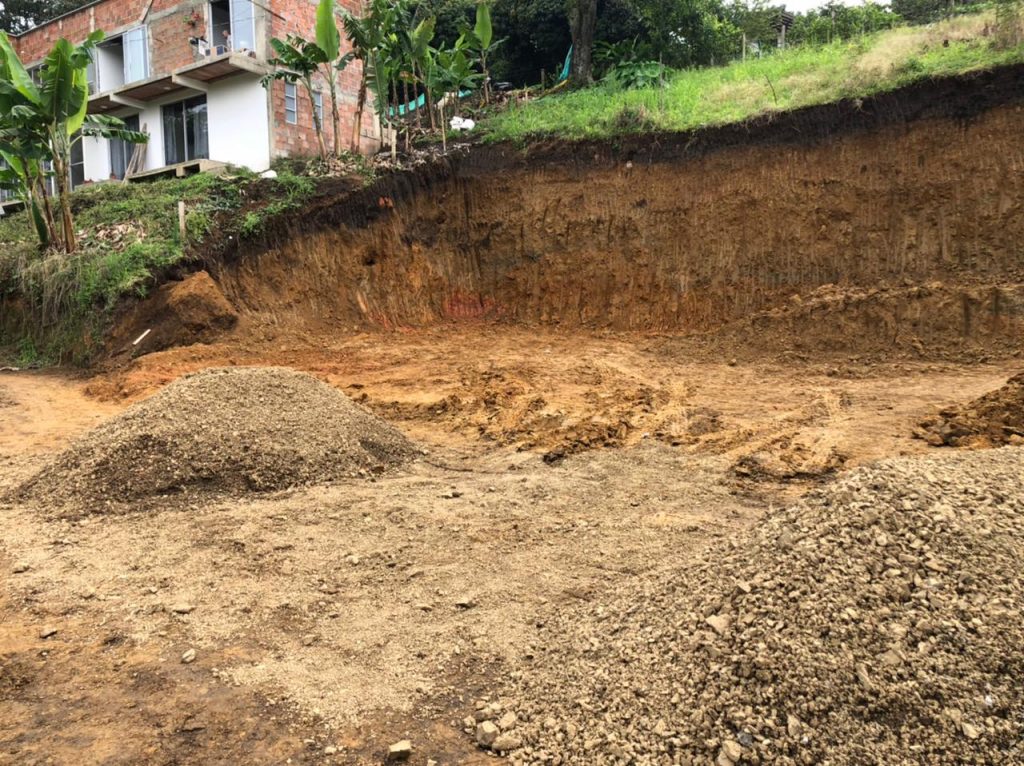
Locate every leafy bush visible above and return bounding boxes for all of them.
[605,59,665,88]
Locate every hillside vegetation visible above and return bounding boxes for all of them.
[0,169,319,364]
[2,10,1022,365]
[481,12,1024,141]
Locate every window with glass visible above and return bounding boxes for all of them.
[162,96,209,165]
[284,82,298,125]
[110,115,141,179]
[209,0,255,52]
[86,57,99,94]
[69,134,86,189]
[123,26,149,83]
[314,91,323,125]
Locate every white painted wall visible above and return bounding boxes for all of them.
[80,74,269,181]
[96,43,125,92]
[207,76,270,171]
[81,134,111,184]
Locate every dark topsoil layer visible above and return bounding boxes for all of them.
[229,63,1024,259]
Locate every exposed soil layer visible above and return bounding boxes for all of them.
[191,66,1024,359]
[1,342,1022,764]
[16,367,417,515]
[105,270,238,359]
[480,447,1024,765]
[916,371,1024,447]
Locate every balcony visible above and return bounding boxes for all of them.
[87,52,268,113]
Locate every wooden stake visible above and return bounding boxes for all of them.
[178,200,186,242]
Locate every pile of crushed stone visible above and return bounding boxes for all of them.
[18,367,417,514]
[916,372,1024,447]
[470,448,1024,765]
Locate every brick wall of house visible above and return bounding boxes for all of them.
[268,0,378,158]
[13,0,378,159]
[14,0,198,71]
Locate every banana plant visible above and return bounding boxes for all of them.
[468,1,504,105]
[315,0,342,156]
[0,30,147,252]
[408,16,436,130]
[261,35,330,159]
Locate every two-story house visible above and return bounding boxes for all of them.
[9,0,378,186]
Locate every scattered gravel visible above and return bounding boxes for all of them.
[479,448,1024,765]
[16,367,417,515]
[917,371,1024,447]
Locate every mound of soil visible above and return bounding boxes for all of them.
[18,367,417,514]
[916,372,1024,447]
[105,271,238,358]
[474,448,1024,764]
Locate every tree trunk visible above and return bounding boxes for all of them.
[402,78,409,153]
[309,84,328,160]
[425,82,436,131]
[440,93,447,153]
[33,173,58,248]
[412,65,422,132]
[50,147,76,253]
[567,0,597,86]
[351,67,367,153]
[390,78,398,161]
[329,74,340,157]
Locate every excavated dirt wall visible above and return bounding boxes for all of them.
[214,66,1024,347]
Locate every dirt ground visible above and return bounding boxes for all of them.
[1,326,1021,765]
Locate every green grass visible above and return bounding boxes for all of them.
[0,168,322,365]
[482,11,1024,142]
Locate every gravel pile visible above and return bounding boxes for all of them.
[18,367,417,514]
[917,372,1024,447]
[474,448,1024,765]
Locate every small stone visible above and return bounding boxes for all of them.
[721,739,743,762]
[323,745,337,755]
[705,614,731,636]
[181,648,197,664]
[961,722,981,740]
[455,596,476,610]
[786,714,803,738]
[476,721,499,747]
[855,663,876,692]
[491,733,522,752]
[497,711,517,731]
[170,603,195,614]
[12,562,30,574]
[345,554,361,565]
[302,634,317,646]
[39,627,58,639]
[386,739,412,762]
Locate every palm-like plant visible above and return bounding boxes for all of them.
[315,0,343,156]
[0,30,148,252]
[262,35,331,159]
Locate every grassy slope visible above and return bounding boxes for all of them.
[483,12,1024,142]
[0,169,318,365]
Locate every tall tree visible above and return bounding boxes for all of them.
[0,0,86,35]
[567,0,597,85]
